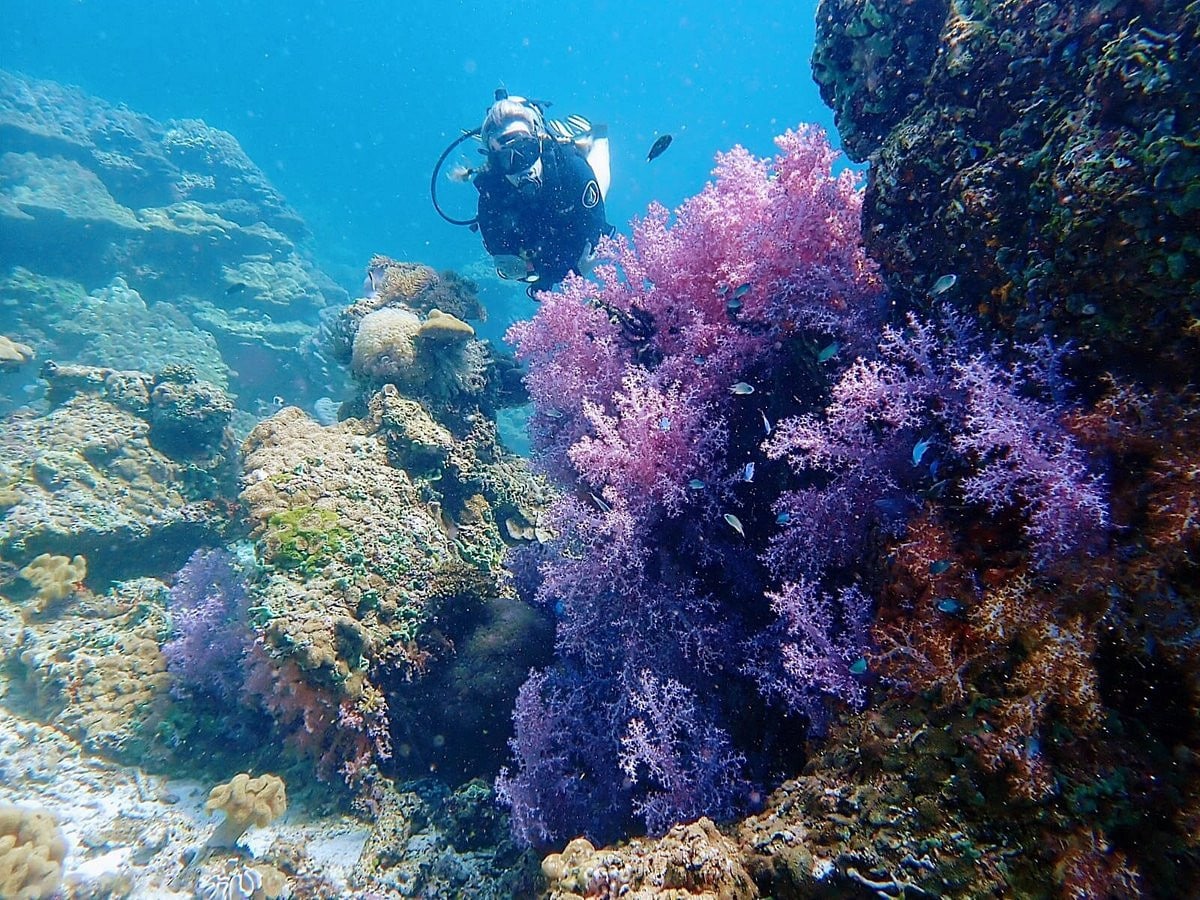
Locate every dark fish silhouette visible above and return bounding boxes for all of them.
[225,282,248,295]
[647,134,673,162]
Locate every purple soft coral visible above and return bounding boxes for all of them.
[499,126,885,844]
[163,548,253,701]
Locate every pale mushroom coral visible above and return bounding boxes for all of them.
[416,308,474,345]
[0,335,35,370]
[203,773,287,850]
[0,805,67,900]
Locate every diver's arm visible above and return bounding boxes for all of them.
[475,173,523,257]
[531,147,608,286]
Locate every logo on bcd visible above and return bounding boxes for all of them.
[582,181,600,209]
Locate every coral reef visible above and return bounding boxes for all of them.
[813,0,1200,386]
[0,805,66,900]
[541,818,756,900]
[0,69,347,409]
[496,102,1197,893]
[239,393,551,790]
[0,362,237,580]
[204,772,287,850]
[350,780,541,898]
[316,254,525,426]
[4,576,177,765]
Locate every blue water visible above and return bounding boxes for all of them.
[3,0,833,295]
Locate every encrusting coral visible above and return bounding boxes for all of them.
[541,818,757,900]
[204,772,287,850]
[0,805,67,900]
[7,577,177,766]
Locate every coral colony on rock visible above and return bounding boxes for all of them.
[3,0,1200,894]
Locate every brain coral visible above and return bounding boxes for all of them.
[351,307,421,384]
[350,306,483,401]
[0,805,66,900]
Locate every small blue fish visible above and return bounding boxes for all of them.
[589,492,612,514]
[929,559,954,576]
[659,416,672,431]
[726,298,743,313]
[935,597,963,615]
[912,438,933,466]
[717,284,730,295]
[724,513,745,537]
[732,282,752,299]
[742,461,755,482]
[873,497,909,518]
[760,410,772,435]
[693,354,706,365]
[688,478,706,490]
[929,274,958,296]
[730,381,755,395]
[849,657,869,675]
[817,341,840,363]
[545,408,564,419]
[775,511,791,525]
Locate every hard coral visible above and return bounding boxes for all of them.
[350,305,483,400]
[0,805,66,900]
[541,818,757,900]
[351,307,420,384]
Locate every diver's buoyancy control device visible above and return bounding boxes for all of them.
[430,87,610,229]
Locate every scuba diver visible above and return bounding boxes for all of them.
[431,89,613,296]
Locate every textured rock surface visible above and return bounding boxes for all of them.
[0,363,236,579]
[813,0,1200,385]
[239,400,552,789]
[0,69,347,408]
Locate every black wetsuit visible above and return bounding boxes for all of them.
[475,139,609,292]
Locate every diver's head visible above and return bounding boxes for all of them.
[481,97,545,190]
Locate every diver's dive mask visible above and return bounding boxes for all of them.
[491,131,541,173]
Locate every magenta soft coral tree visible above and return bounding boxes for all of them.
[499,127,1108,846]
[500,126,886,845]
